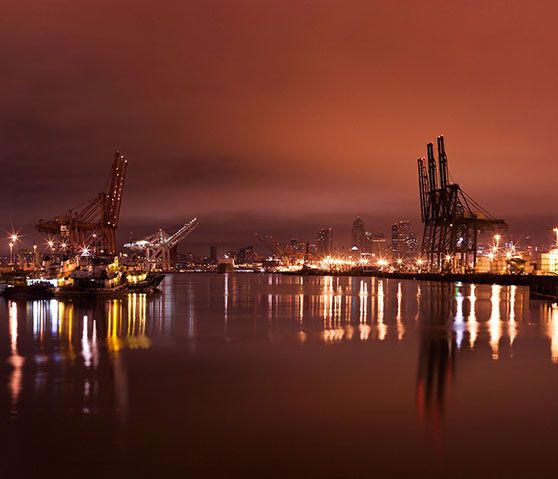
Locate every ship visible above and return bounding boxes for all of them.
[1,256,165,300]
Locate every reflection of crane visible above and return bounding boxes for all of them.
[125,218,198,270]
[416,283,456,442]
[36,152,128,254]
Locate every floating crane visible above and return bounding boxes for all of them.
[36,152,128,254]
[417,136,506,272]
[124,218,199,270]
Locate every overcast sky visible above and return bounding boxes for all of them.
[2,0,558,253]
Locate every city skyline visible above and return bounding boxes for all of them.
[2,1,558,254]
[1,211,554,258]
[3,3,558,477]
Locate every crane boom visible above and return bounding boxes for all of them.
[166,218,198,249]
[36,151,128,253]
[124,218,198,270]
[104,152,128,228]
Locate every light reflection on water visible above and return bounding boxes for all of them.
[4,273,558,477]
[2,274,558,424]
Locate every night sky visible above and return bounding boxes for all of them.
[2,0,558,253]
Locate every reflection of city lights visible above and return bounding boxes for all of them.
[509,286,517,350]
[454,286,465,349]
[468,284,478,349]
[489,285,502,360]
[396,282,404,340]
[8,301,24,415]
[377,280,386,340]
[548,303,558,364]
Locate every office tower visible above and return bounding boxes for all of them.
[352,217,365,250]
[318,227,334,254]
[210,245,217,263]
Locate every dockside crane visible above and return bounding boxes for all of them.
[36,152,128,254]
[254,233,291,266]
[124,218,199,270]
[417,136,506,272]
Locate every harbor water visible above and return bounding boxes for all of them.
[1,273,558,477]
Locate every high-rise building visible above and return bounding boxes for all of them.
[318,228,334,255]
[391,220,417,258]
[235,245,258,264]
[365,231,386,257]
[352,217,365,250]
[404,232,418,258]
[209,245,218,263]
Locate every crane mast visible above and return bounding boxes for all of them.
[417,136,506,272]
[36,151,128,254]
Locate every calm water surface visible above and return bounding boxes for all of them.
[2,273,558,478]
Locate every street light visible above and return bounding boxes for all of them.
[8,233,18,266]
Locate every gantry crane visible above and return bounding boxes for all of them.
[124,218,199,270]
[36,152,128,254]
[417,136,506,272]
[254,233,291,266]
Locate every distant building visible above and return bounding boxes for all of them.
[352,217,365,250]
[391,220,418,259]
[365,232,386,257]
[318,228,334,255]
[287,238,308,254]
[405,232,418,258]
[210,245,218,263]
[234,245,259,264]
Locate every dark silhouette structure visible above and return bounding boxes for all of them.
[417,136,506,272]
[36,152,128,254]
